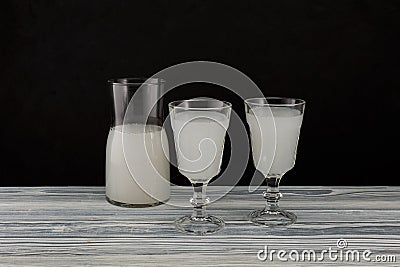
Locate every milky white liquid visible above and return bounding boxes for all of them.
[246,107,303,177]
[171,111,230,183]
[106,124,170,205]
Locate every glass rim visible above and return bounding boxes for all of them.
[168,98,232,111]
[108,77,165,85]
[245,97,305,107]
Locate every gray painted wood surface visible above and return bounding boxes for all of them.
[0,186,399,266]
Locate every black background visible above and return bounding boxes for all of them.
[1,0,399,186]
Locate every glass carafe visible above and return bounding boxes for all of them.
[106,78,170,207]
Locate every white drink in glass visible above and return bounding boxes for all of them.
[106,124,170,205]
[170,111,229,183]
[246,106,303,177]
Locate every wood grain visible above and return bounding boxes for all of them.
[0,186,399,266]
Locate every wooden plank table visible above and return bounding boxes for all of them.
[0,186,399,266]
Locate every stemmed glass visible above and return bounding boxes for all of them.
[169,98,231,235]
[245,97,305,227]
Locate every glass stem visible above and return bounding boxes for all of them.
[263,175,282,212]
[190,182,210,219]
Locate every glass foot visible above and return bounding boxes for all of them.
[248,209,297,227]
[174,215,225,235]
